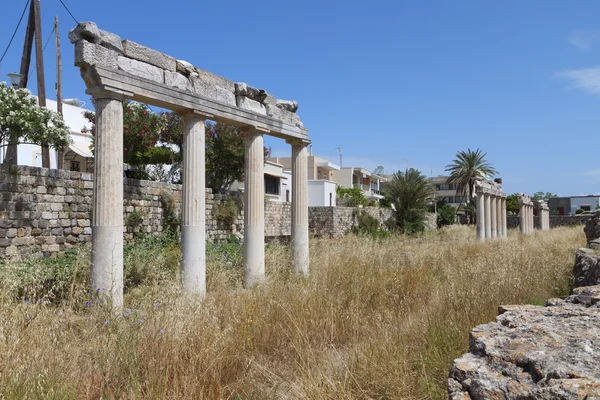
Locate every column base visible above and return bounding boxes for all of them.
[181,225,206,295]
[92,225,124,312]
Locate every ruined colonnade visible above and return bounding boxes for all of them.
[518,194,534,235]
[475,178,507,241]
[536,200,550,231]
[71,22,310,310]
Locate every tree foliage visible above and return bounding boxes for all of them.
[336,185,368,207]
[506,194,519,216]
[384,168,433,234]
[435,200,456,228]
[532,192,557,200]
[0,82,71,164]
[206,122,245,193]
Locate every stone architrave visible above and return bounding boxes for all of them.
[289,139,310,275]
[243,131,265,287]
[91,92,124,312]
[473,177,507,241]
[180,114,206,295]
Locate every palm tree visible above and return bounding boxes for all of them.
[445,149,497,222]
[384,168,434,234]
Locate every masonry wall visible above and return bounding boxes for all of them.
[0,166,293,259]
[506,215,589,229]
[309,207,394,239]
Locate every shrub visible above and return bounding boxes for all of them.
[576,208,585,215]
[215,199,240,227]
[160,190,180,231]
[336,186,368,207]
[352,211,389,239]
[125,209,145,228]
[436,201,456,228]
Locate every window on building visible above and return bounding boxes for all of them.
[70,161,81,172]
[436,184,455,191]
[581,205,591,211]
[265,175,280,196]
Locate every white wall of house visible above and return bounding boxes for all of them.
[571,197,600,215]
[308,180,336,207]
[331,168,353,188]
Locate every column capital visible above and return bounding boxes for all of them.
[86,86,132,101]
[286,138,311,147]
[177,109,211,120]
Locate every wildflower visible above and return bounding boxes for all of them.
[85,302,90,307]
[105,320,109,325]
[159,329,164,334]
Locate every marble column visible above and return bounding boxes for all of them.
[528,206,533,234]
[243,131,265,287]
[476,192,485,241]
[491,196,498,239]
[290,140,309,275]
[484,194,491,240]
[91,93,124,312]
[496,196,502,238]
[180,115,206,295]
[501,197,507,237]
[519,203,526,234]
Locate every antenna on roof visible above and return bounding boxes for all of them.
[336,147,342,168]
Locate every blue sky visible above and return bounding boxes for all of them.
[1,1,600,196]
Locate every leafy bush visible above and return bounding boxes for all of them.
[160,190,180,231]
[352,211,389,239]
[336,186,368,207]
[215,199,241,226]
[125,210,145,228]
[576,208,585,215]
[436,201,456,228]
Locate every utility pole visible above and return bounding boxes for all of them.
[33,0,50,168]
[4,2,36,166]
[55,15,64,169]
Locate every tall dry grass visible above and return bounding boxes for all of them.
[0,226,584,399]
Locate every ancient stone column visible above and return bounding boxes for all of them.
[496,196,502,238]
[243,131,265,287]
[485,194,491,240]
[501,197,507,237]
[91,93,124,312]
[491,196,498,239]
[528,206,533,234]
[289,139,310,275]
[519,202,526,234]
[476,191,485,242]
[180,114,206,295]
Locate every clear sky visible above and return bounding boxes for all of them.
[1,0,600,196]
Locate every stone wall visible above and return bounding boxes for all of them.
[506,215,589,229]
[0,166,293,259]
[309,207,394,239]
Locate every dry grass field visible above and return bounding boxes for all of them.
[0,226,584,399]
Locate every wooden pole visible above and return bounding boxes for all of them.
[55,15,64,170]
[3,2,35,166]
[33,0,50,168]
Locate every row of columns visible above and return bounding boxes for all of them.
[91,93,310,311]
[476,189,507,241]
[518,194,534,235]
[536,200,550,231]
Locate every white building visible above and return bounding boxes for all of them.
[0,98,93,171]
[230,160,291,203]
[330,166,385,202]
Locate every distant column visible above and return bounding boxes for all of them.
[243,131,265,287]
[289,139,310,275]
[485,194,491,240]
[528,206,533,234]
[519,202,526,234]
[476,192,485,241]
[496,196,502,238]
[91,93,124,312]
[180,114,206,295]
[491,196,497,239]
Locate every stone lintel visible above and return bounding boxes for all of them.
[286,138,311,146]
[86,86,132,100]
[84,66,308,141]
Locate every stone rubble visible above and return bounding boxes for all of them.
[448,291,600,399]
[584,211,600,249]
[573,248,600,288]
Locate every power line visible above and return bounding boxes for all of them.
[58,0,78,24]
[0,0,31,64]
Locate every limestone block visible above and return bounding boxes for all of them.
[236,96,266,115]
[234,82,268,103]
[122,40,176,71]
[176,60,198,77]
[276,99,299,112]
[164,71,193,92]
[117,56,164,84]
[75,40,119,69]
[215,86,236,106]
[195,67,235,93]
[68,22,123,53]
[291,113,304,128]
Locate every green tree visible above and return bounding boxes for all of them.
[506,194,519,215]
[532,192,557,200]
[0,83,71,165]
[445,148,497,223]
[336,185,368,207]
[384,168,434,234]
[205,122,245,193]
[435,200,456,228]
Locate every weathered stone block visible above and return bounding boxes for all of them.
[176,59,198,77]
[122,40,176,71]
[234,82,268,103]
[74,40,119,69]
[276,99,299,113]
[68,22,123,53]
[117,56,164,84]
[236,96,266,115]
[164,71,192,92]
[195,68,235,93]
[215,86,236,106]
